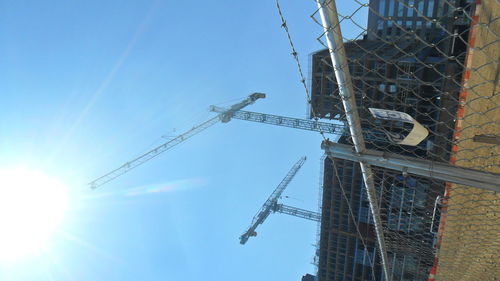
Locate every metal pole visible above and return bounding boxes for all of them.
[321,141,500,192]
[315,1,392,279]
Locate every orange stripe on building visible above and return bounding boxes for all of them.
[427,0,482,280]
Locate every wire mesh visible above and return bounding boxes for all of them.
[307,0,499,280]
[275,1,391,279]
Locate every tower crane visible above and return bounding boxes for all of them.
[90,92,382,190]
[240,156,320,245]
[89,93,265,189]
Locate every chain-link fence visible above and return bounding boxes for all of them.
[293,0,500,280]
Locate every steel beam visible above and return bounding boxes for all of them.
[321,140,500,192]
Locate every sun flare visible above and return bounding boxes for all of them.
[0,167,68,262]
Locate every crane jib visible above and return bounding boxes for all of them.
[88,93,266,189]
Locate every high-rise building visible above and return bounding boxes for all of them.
[311,1,474,280]
[367,0,474,40]
[318,147,437,281]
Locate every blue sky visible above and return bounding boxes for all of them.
[0,1,366,280]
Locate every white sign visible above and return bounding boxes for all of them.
[369,108,414,123]
[369,108,429,146]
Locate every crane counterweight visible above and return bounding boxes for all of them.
[216,92,266,123]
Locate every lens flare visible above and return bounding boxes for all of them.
[124,178,207,197]
[0,167,68,262]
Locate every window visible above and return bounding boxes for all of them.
[377,20,384,30]
[388,0,395,16]
[389,84,397,93]
[358,207,370,223]
[379,0,386,16]
[426,0,434,17]
[397,1,404,17]
[408,0,414,17]
[417,0,424,14]
[378,83,386,92]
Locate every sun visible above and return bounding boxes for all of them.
[0,167,68,262]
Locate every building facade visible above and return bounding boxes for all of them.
[367,0,474,40]
[318,152,437,281]
[312,0,474,280]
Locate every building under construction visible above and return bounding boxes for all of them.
[318,143,438,280]
[311,0,474,280]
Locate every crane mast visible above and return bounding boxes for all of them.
[89,93,265,189]
[240,156,307,245]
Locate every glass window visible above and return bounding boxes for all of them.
[417,0,424,15]
[358,207,370,223]
[362,249,375,266]
[389,84,397,92]
[426,0,434,17]
[408,0,414,17]
[377,20,384,30]
[379,0,386,16]
[398,1,404,17]
[388,0,395,16]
